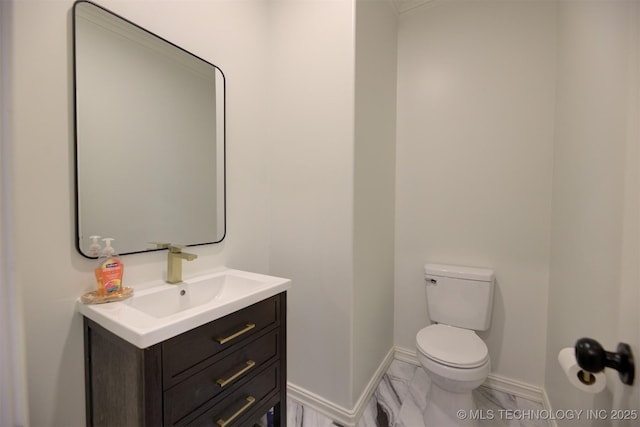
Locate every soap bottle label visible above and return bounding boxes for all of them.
[99,259,123,295]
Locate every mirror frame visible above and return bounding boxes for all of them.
[72,0,226,258]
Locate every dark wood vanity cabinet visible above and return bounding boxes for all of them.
[83,293,287,427]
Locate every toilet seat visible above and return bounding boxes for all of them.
[417,324,489,368]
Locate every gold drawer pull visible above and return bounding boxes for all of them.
[215,323,256,345]
[216,396,256,427]
[216,360,256,387]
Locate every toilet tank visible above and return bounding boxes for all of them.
[424,264,495,331]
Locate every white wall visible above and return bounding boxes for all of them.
[266,0,357,409]
[394,0,556,386]
[9,1,272,425]
[267,0,397,412]
[545,1,640,419]
[353,0,397,406]
[1,1,29,425]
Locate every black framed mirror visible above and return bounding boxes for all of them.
[73,1,225,258]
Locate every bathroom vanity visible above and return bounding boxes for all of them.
[83,293,286,426]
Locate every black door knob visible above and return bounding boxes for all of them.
[575,338,606,372]
[574,338,635,386]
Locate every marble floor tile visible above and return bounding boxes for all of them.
[406,365,431,412]
[387,359,420,388]
[286,359,548,427]
[287,397,343,427]
[375,374,405,426]
[476,387,519,412]
[397,395,425,427]
[355,395,379,427]
[474,387,547,427]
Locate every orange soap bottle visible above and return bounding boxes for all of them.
[95,238,124,297]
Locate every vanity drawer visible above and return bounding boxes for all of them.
[162,295,281,385]
[164,329,280,425]
[182,361,281,427]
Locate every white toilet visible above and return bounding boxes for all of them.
[417,264,495,427]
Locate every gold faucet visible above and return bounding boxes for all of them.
[166,244,198,284]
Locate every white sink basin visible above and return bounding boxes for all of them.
[127,273,268,318]
[77,268,291,348]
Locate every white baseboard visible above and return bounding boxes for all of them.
[393,345,420,365]
[287,347,395,427]
[287,383,355,426]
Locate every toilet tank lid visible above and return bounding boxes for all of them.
[424,263,494,282]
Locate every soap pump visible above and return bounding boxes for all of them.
[101,238,115,257]
[89,235,101,257]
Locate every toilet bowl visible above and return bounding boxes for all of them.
[417,264,495,427]
[417,324,491,427]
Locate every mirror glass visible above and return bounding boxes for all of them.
[73,1,225,257]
